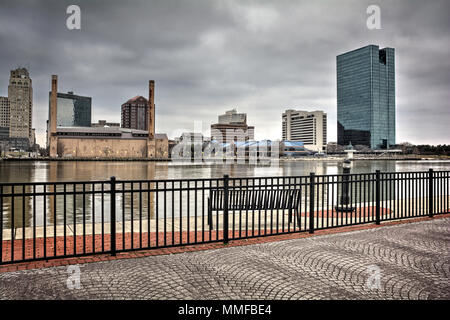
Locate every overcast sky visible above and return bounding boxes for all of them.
[0,0,449,146]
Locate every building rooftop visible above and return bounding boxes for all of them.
[125,96,148,104]
[56,126,168,140]
[57,126,148,135]
[155,133,168,140]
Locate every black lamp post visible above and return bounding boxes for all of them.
[336,159,354,212]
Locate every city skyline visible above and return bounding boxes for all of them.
[0,0,449,146]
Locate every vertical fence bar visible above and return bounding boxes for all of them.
[52,183,56,257]
[164,181,167,246]
[429,169,433,218]
[22,185,26,260]
[73,184,76,256]
[32,185,36,259]
[139,182,142,248]
[110,177,116,256]
[92,183,95,254]
[63,184,66,256]
[131,183,134,249]
[223,175,229,244]
[375,170,381,225]
[101,183,104,252]
[0,185,2,263]
[187,181,190,244]
[42,185,46,259]
[121,182,125,250]
[82,183,86,254]
[309,172,315,234]
[149,182,152,248]
[179,182,182,245]
[195,180,198,243]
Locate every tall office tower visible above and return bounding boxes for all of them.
[282,110,327,152]
[337,45,395,149]
[0,96,9,129]
[121,96,149,130]
[8,68,33,145]
[49,91,92,127]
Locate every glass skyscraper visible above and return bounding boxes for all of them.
[337,45,395,149]
[48,91,92,127]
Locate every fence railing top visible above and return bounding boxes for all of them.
[0,170,447,187]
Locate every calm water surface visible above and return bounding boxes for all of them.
[1,159,449,183]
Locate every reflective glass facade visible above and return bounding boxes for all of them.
[48,92,91,127]
[337,45,395,149]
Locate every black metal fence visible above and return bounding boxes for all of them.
[0,169,448,265]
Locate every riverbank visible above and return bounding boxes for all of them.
[1,154,449,162]
[0,157,171,162]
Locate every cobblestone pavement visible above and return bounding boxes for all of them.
[1,218,449,300]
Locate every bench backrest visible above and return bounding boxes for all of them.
[209,188,301,211]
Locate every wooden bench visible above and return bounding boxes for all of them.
[207,188,302,229]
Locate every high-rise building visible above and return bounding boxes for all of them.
[8,68,33,145]
[49,91,92,127]
[218,108,247,124]
[211,109,254,142]
[0,96,9,129]
[337,44,395,149]
[282,110,327,152]
[121,96,149,131]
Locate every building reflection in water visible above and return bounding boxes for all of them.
[0,163,33,229]
[45,161,162,225]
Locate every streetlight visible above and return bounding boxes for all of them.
[336,159,355,212]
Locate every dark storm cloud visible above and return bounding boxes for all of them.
[0,0,449,145]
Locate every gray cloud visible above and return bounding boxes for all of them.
[0,0,449,146]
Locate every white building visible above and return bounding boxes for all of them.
[282,109,327,152]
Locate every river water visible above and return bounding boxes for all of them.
[1,159,449,183]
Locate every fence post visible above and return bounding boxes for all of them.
[110,176,117,256]
[375,170,381,225]
[223,174,229,244]
[309,172,315,234]
[428,169,433,218]
[0,185,2,264]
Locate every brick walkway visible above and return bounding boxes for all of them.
[0,205,393,263]
[0,217,449,299]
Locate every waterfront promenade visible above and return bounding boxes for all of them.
[1,217,449,300]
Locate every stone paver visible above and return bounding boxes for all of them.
[0,218,449,300]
